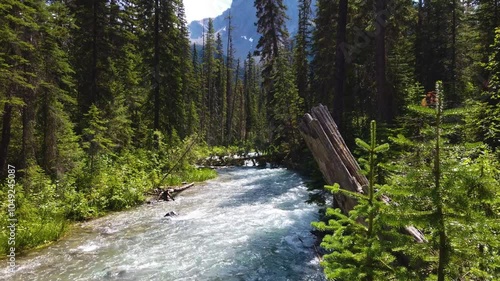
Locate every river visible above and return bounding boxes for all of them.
[2,167,326,281]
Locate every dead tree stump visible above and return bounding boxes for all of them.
[299,104,425,243]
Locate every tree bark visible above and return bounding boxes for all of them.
[0,102,13,177]
[299,105,426,243]
[375,0,393,124]
[333,0,348,130]
[153,0,160,133]
[22,92,36,171]
[451,0,457,102]
[43,94,57,177]
[91,0,98,106]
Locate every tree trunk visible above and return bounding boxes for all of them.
[451,0,457,102]
[333,0,348,130]
[43,94,57,177]
[0,102,13,178]
[22,92,36,171]
[153,0,160,133]
[415,0,424,85]
[375,0,392,124]
[91,0,98,106]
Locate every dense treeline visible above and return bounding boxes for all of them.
[0,0,222,255]
[304,0,500,279]
[0,0,499,277]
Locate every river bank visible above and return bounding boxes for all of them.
[0,165,218,258]
[1,167,325,281]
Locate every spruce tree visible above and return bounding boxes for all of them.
[69,0,110,115]
[254,0,290,135]
[0,0,40,175]
[333,0,348,128]
[37,1,80,178]
[388,82,500,279]
[375,0,392,124]
[202,18,217,145]
[215,33,226,144]
[82,104,113,174]
[134,0,192,140]
[270,50,303,152]
[225,13,235,145]
[294,0,312,110]
[311,0,337,113]
[469,28,500,150]
[313,121,410,280]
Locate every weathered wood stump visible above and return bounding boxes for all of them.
[299,104,425,243]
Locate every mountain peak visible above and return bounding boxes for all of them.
[188,0,310,59]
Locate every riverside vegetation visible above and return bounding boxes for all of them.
[1,0,500,279]
[0,132,218,255]
[313,83,500,280]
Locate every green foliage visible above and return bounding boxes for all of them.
[0,128,218,255]
[270,50,304,154]
[388,82,500,280]
[466,28,500,150]
[82,105,115,173]
[313,121,410,280]
[2,0,499,274]
[0,165,67,254]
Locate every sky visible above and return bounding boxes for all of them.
[184,0,232,23]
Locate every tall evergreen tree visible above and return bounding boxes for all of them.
[0,0,41,175]
[294,0,312,110]
[37,1,80,178]
[244,53,256,141]
[137,0,192,140]
[172,0,193,138]
[311,0,337,111]
[375,0,392,124]
[69,0,110,115]
[414,0,458,102]
[202,18,217,144]
[215,33,226,144]
[333,0,348,128]
[254,0,290,132]
[270,50,303,152]
[225,13,235,145]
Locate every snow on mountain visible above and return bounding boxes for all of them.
[188,0,314,60]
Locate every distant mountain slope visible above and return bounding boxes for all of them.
[188,0,313,60]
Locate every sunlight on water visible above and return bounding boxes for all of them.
[2,167,325,281]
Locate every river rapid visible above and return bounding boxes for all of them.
[2,167,325,281]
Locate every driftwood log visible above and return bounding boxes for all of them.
[157,182,195,201]
[171,182,194,192]
[299,104,425,243]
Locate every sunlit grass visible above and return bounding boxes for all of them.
[164,167,217,186]
[0,217,67,256]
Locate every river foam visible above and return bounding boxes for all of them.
[2,167,325,281]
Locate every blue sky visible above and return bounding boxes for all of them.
[184,0,232,23]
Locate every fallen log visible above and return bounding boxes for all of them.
[299,104,425,243]
[171,182,194,192]
[157,182,195,201]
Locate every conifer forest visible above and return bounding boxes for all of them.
[1,0,500,280]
